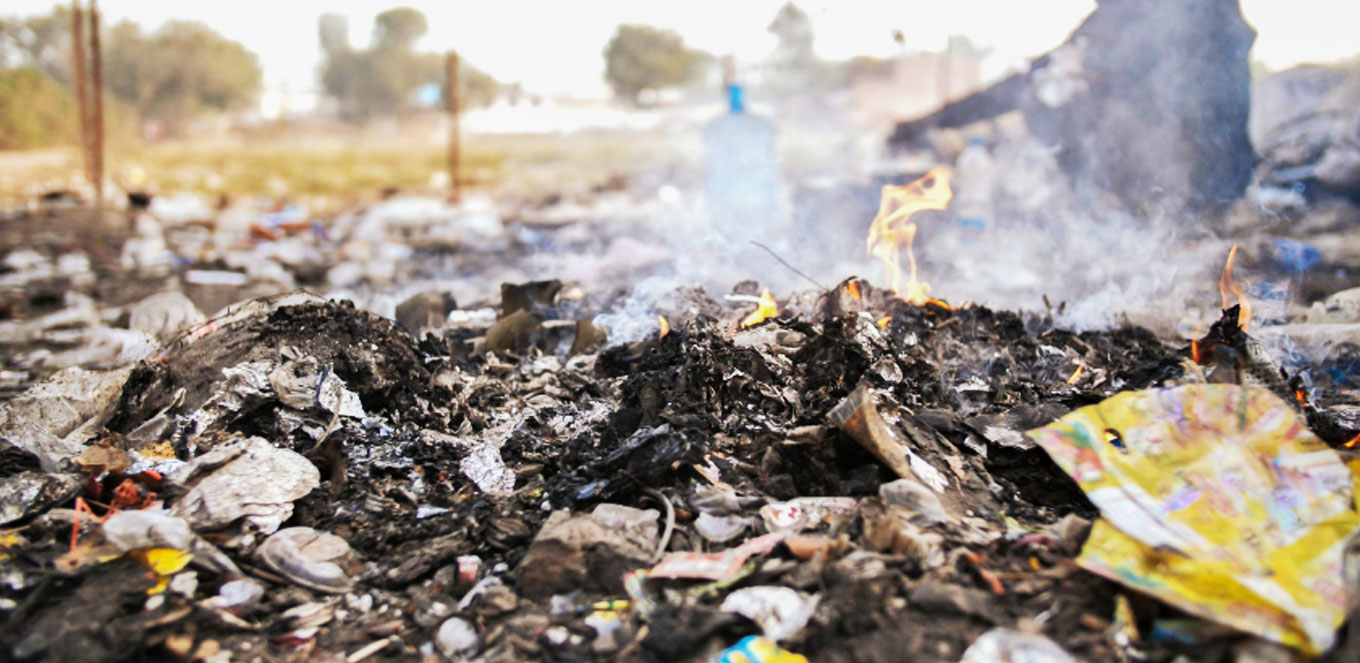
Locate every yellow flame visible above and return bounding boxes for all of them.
[740,289,779,328]
[867,168,953,305]
[876,316,891,329]
[658,315,670,339]
[1219,244,1251,332]
[846,280,862,301]
[1067,365,1084,384]
[131,548,193,595]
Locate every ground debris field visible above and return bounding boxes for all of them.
[5,203,1360,663]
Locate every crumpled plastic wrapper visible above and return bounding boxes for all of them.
[269,350,366,418]
[460,444,515,495]
[190,361,275,434]
[170,437,320,534]
[257,527,354,593]
[1027,384,1360,655]
[720,586,820,641]
[0,367,130,470]
[959,628,1079,663]
[102,507,193,551]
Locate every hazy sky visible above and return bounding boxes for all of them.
[11,1,1360,97]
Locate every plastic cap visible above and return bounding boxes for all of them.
[728,85,745,113]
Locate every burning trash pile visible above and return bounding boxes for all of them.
[1,171,1360,663]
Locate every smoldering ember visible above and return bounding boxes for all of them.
[3,1,1360,663]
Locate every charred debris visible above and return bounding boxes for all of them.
[2,252,1357,663]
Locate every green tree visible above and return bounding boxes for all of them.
[0,66,76,149]
[603,24,699,105]
[764,2,835,99]
[319,8,496,121]
[0,8,74,84]
[768,2,814,70]
[0,9,258,144]
[102,20,261,134]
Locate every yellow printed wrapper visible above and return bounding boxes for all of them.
[1027,384,1360,655]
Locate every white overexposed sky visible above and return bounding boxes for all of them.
[8,1,1360,97]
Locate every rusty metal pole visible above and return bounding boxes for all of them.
[70,2,91,190]
[89,0,105,212]
[446,52,461,204]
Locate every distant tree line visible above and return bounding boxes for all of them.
[599,2,829,106]
[0,6,500,149]
[0,7,261,147]
[317,7,499,123]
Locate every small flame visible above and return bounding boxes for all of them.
[1066,365,1084,385]
[740,289,779,328]
[1294,389,1308,408]
[876,316,891,329]
[1345,433,1360,449]
[846,280,862,301]
[658,315,670,339]
[1190,339,1201,364]
[1219,244,1251,332]
[867,168,953,305]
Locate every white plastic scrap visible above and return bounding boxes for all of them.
[257,527,354,593]
[170,437,320,533]
[102,508,193,552]
[436,617,481,661]
[959,628,1082,663]
[720,586,820,642]
[460,444,515,495]
[316,369,365,418]
[128,291,205,344]
[190,362,275,434]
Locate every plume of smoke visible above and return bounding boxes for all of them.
[592,275,679,344]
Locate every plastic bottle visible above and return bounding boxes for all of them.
[703,84,780,236]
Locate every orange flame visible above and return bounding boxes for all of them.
[867,168,953,305]
[740,289,779,328]
[846,280,862,301]
[1067,365,1084,385]
[1345,433,1360,449]
[876,316,891,329]
[1190,339,1201,364]
[658,315,670,339]
[1219,244,1251,332]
